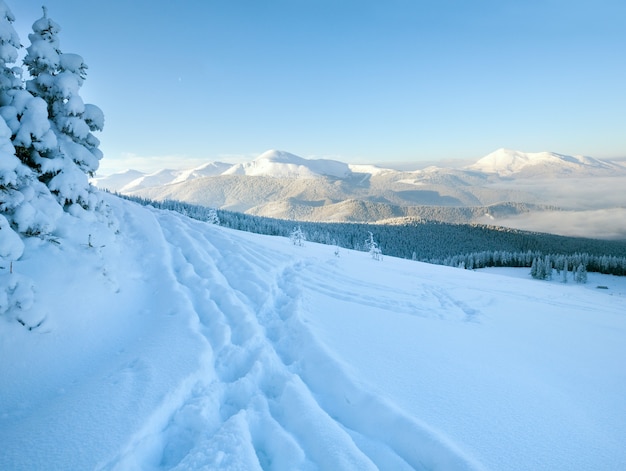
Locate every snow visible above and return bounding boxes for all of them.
[52,70,82,98]
[0,1,19,66]
[0,214,23,260]
[25,39,60,70]
[83,103,105,132]
[1,193,625,470]
[59,52,86,77]
[11,94,57,151]
[30,9,61,39]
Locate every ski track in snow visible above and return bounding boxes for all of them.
[101,209,484,471]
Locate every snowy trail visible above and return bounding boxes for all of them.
[102,209,484,470]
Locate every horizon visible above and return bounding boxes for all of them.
[95,148,626,176]
[10,1,626,174]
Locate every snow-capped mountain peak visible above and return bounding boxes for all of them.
[170,161,232,184]
[120,168,183,192]
[91,169,145,192]
[222,149,352,179]
[468,148,621,177]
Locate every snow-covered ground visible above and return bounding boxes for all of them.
[1,194,625,471]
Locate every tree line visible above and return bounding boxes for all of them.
[118,194,626,277]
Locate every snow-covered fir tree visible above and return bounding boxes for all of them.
[542,255,552,280]
[290,225,306,246]
[0,0,61,238]
[366,231,382,261]
[574,263,588,284]
[22,6,104,209]
[0,0,20,92]
[206,207,220,225]
[0,0,28,241]
[531,256,553,280]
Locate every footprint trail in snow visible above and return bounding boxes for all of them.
[103,210,484,471]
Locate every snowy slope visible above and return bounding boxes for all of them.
[1,194,625,471]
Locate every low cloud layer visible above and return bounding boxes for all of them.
[493,176,626,210]
[494,208,626,240]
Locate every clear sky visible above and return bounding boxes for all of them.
[10,0,626,174]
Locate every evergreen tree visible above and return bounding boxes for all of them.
[290,225,306,246]
[366,231,382,261]
[543,255,552,280]
[531,257,545,279]
[23,6,103,209]
[0,0,25,215]
[0,0,61,236]
[206,208,220,225]
[574,263,588,284]
[0,0,20,93]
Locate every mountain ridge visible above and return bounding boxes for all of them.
[92,149,626,238]
[95,148,625,191]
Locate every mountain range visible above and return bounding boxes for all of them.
[94,149,626,239]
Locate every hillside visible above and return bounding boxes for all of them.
[2,193,625,470]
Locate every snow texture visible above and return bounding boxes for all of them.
[1,193,625,471]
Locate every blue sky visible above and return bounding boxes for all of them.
[10,0,626,173]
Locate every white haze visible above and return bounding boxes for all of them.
[484,176,626,239]
[487,176,626,210]
[492,208,626,240]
